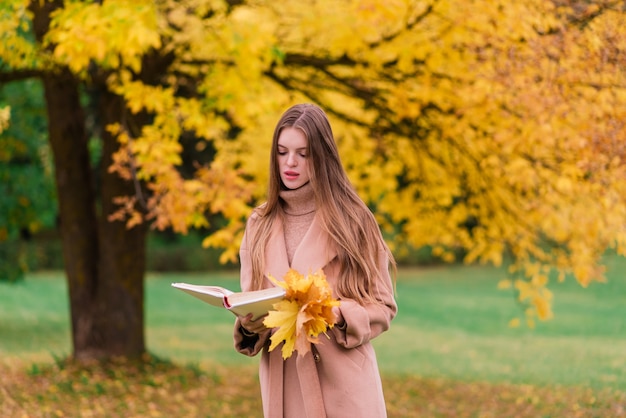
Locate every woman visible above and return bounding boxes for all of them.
[234,103,397,418]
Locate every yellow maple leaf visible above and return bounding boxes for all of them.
[265,300,299,356]
[264,269,340,359]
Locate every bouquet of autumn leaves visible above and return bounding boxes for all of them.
[263,268,340,359]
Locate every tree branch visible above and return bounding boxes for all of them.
[0,69,44,83]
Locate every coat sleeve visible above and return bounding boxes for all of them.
[234,319,271,356]
[331,249,397,349]
[233,215,271,356]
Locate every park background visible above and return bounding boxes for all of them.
[1,0,626,417]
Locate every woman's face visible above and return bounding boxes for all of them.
[277,127,311,190]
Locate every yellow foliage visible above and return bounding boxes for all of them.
[508,318,520,328]
[264,269,340,359]
[514,277,554,321]
[46,0,161,73]
[0,1,45,70]
[497,279,512,290]
[5,0,626,324]
[0,106,10,134]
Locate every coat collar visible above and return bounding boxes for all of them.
[265,213,337,281]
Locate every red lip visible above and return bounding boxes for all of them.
[284,171,299,178]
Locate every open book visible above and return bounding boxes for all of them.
[171,282,285,320]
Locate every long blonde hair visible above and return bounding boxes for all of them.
[249,103,396,304]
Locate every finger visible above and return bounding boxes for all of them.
[239,313,253,324]
[250,313,267,323]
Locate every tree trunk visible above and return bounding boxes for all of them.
[39,70,93,359]
[31,0,147,361]
[96,89,148,359]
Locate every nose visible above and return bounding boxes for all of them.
[287,152,297,167]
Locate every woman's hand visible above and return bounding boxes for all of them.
[239,313,268,335]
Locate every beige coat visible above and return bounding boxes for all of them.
[234,212,397,418]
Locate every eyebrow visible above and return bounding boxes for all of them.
[277,144,307,151]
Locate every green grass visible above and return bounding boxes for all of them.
[1,256,625,391]
[376,258,626,389]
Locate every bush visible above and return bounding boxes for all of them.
[17,229,448,274]
[145,231,237,272]
[17,229,236,273]
[0,239,28,282]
